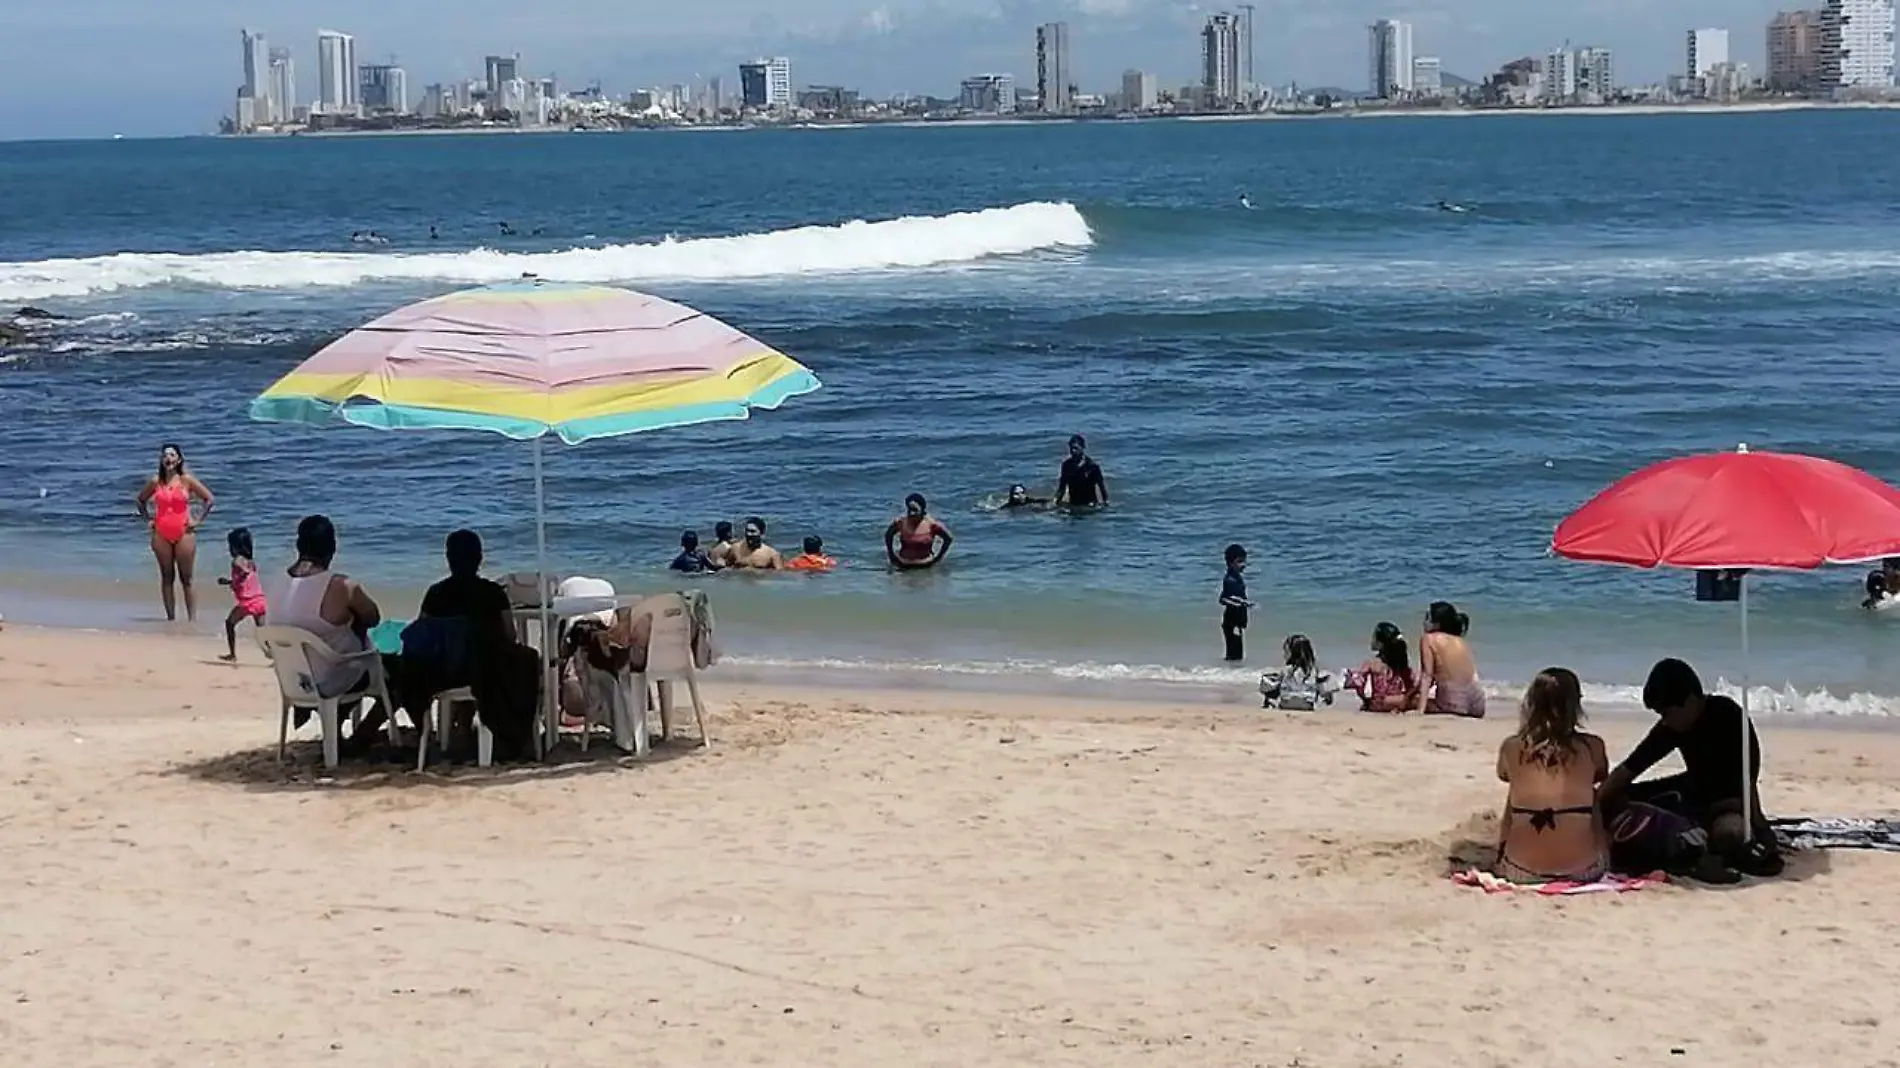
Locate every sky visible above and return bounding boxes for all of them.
[2,0,1803,140]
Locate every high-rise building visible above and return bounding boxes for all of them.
[1687,28,1731,81]
[420,83,449,118]
[1036,22,1073,113]
[1412,56,1443,97]
[241,29,270,106]
[766,57,792,106]
[1368,19,1415,98]
[1541,48,1577,101]
[708,75,725,111]
[1575,47,1615,100]
[316,30,358,115]
[739,61,768,107]
[1121,69,1158,110]
[1202,14,1241,105]
[359,64,407,114]
[960,74,1017,113]
[268,48,294,123]
[485,54,520,98]
[1768,9,1823,91]
[1819,0,1896,90]
[1236,4,1256,95]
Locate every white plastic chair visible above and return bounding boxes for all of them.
[258,625,399,769]
[417,686,493,771]
[575,662,650,757]
[629,594,709,748]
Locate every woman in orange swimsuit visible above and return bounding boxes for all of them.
[884,493,954,571]
[135,443,215,622]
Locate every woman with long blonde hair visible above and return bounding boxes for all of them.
[1493,668,1609,883]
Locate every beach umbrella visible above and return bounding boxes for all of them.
[249,279,822,748]
[1551,444,1900,840]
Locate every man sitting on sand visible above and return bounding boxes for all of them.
[1598,657,1783,879]
[726,516,783,570]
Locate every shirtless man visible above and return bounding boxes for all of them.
[726,516,783,570]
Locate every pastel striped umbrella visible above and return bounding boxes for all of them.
[249,280,821,753]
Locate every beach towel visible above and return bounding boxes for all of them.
[1452,869,1667,895]
[1771,817,1900,853]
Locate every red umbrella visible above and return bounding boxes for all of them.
[1552,445,1900,843]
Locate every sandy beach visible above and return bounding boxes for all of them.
[3,624,1899,1067]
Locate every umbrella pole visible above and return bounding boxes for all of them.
[1739,575,1753,844]
[534,435,553,760]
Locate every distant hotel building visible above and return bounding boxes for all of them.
[359,64,408,114]
[1411,55,1443,97]
[1201,13,1242,105]
[1687,27,1731,80]
[1368,19,1414,98]
[1768,9,1823,91]
[316,30,358,115]
[959,74,1016,113]
[485,54,519,98]
[268,48,295,122]
[1036,22,1073,113]
[239,28,271,128]
[1575,47,1614,100]
[1121,69,1158,111]
[739,57,792,109]
[1819,0,1897,90]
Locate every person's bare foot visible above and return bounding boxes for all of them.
[217,652,237,663]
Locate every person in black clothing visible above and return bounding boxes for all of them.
[405,529,540,762]
[1054,434,1108,509]
[1599,657,1783,877]
[670,530,715,573]
[1219,543,1252,662]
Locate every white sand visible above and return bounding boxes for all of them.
[3,626,1899,1066]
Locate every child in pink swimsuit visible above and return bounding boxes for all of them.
[218,528,267,662]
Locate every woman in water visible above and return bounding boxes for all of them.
[1345,622,1416,713]
[1494,667,1608,884]
[1418,600,1485,717]
[135,443,215,622]
[885,493,954,570]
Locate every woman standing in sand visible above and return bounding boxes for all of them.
[1418,601,1484,717]
[135,443,214,622]
[1494,667,1608,883]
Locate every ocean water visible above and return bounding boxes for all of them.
[5,113,1900,716]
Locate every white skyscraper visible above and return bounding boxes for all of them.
[1036,22,1073,113]
[1820,0,1897,89]
[317,30,358,115]
[1412,56,1443,97]
[1368,19,1415,98]
[1542,48,1577,102]
[268,47,295,123]
[1236,4,1256,95]
[241,29,269,102]
[1202,13,1242,105]
[1575,47,1615,100]
[766,56,792,106]
[1687,28,1731,80]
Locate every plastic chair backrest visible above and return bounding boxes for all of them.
[642,594,696,676]
[257,625,328,703]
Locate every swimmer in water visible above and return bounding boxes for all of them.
[1002,484,1050,510]
[499,221,517,236]
[1238,193,1254,210]
[1436,200,1470,214]
[429,224,439,240]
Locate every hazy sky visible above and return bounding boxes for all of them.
[3,0,1800,139]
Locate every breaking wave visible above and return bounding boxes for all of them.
[0,202,1093,301]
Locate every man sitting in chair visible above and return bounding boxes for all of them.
[403,530,540,762]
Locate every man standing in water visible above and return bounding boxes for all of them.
[1054,434,1108,509]
[727,516,783,570]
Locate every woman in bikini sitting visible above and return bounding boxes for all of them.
[1418,600,1485,717]
[1494,667,1609,884]
[135,443,215,623]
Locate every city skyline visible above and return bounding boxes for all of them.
[0,0,1882,139]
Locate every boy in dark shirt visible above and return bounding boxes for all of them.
[670,530,715,573]
[1600,657,1783,877]
[1219,543,1251,662]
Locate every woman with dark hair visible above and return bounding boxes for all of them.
[885,493,954,570]
[134,443,215,622]
[1419,600,1485,717]
[1494,667,1609,883]
[1346,622,1417,713]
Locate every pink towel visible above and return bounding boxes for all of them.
[1452,869,1666,895]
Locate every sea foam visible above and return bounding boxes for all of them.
[0,201,1093,302]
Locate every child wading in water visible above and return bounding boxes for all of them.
[217,528,267,662]
[1220,543,1252,661]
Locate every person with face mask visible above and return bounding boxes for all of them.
[885,493,954,570]
[726,516,783,570]
[1053,434,1108,509]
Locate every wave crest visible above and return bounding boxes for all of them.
[0,201,1093,301]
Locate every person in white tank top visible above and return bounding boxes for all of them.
[266,515,382,696]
